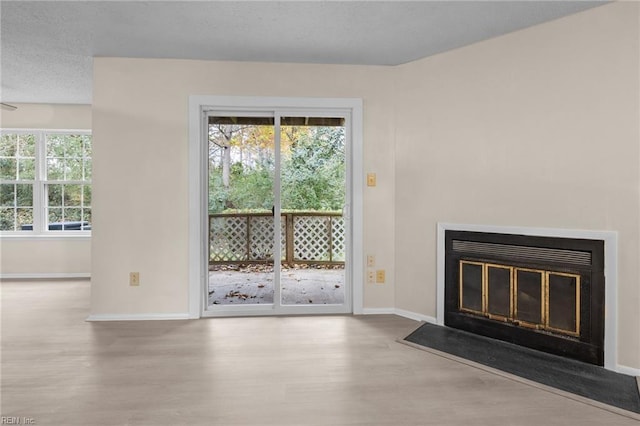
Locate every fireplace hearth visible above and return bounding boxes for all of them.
[445,230,605,365]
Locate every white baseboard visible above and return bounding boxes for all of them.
[361,307,395,315]
[616,364,640,377]
[361,307,437,325]
[394,308,437,324]
[0,272,90,280]
[86,313,191,322]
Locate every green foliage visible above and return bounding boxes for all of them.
[0,184,33,230]
[45,136,92,226]
[0,133,92,230]
[227,161,274,210]
[208,168,228,213]
[46,134,91,180]
[208,125,345,214]
[209,159,274,212]
[281,126,344,211]
[0,134,36,180]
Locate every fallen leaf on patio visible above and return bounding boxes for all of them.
[308,300,313,303]
[226,290,251,299]
[257,284,265,288]
[335,284,340,288]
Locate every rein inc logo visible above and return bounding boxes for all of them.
[1,418,35,425]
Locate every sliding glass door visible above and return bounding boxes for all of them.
[205,111,350,315]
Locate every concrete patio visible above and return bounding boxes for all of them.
[208,265,345,306]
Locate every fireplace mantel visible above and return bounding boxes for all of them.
[436,223,618,372]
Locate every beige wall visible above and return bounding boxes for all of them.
[1,238,91,276]
[91,59,396,315]
[0,103,91,130]
[394,2,640,369]
[91,2,639,369]
[0,103,92,276]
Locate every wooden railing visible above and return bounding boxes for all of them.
[209,211,345,266]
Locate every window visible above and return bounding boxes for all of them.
[0,130,92,234]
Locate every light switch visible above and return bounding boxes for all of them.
[367,173,376,187]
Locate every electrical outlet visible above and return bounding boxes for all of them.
[367,271,375,284]
[376,270,385,284]
[130,272,140,286]
[367,255,375,267]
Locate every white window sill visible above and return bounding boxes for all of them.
[0,233,91,241]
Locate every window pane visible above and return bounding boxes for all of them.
[47,158,65,180]
[48,207,63,224]
[0,208,15,230]
[65,159,83,180]
[1,184,15,206]
[16,208,33,230]
[0,134,17,156]
[18,159,35,180]
[16,184,33,207]
[64,184,82,207]
[65,208,82,223]
[0,158,17,180]
[84,161,92,180]
[83,136,92,157]
[83,208,92,227]
[47,135,66,157]
[83,185,92,205]
[18,135,36,157]
[66,135,83,157]
[48,184,63,206]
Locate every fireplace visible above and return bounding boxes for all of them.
[444,230,605,366]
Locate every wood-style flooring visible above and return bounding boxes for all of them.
[1,280,638,425]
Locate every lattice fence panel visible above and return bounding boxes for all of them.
[331,217,346,262]
[210,213,343,264]
[210,216,248,262]
[280,218,286,260]
[294,216,330,261]
[248,216,286,261]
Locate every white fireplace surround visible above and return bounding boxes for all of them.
[436,222,620,373]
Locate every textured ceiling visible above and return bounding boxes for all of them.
[1,1,606,104]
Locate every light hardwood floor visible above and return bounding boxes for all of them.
[1,280,637,426]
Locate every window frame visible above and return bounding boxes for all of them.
[0,128,92,237]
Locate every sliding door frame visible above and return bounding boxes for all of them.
[188,96,363,318]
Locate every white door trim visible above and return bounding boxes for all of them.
[188,95,364,318]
